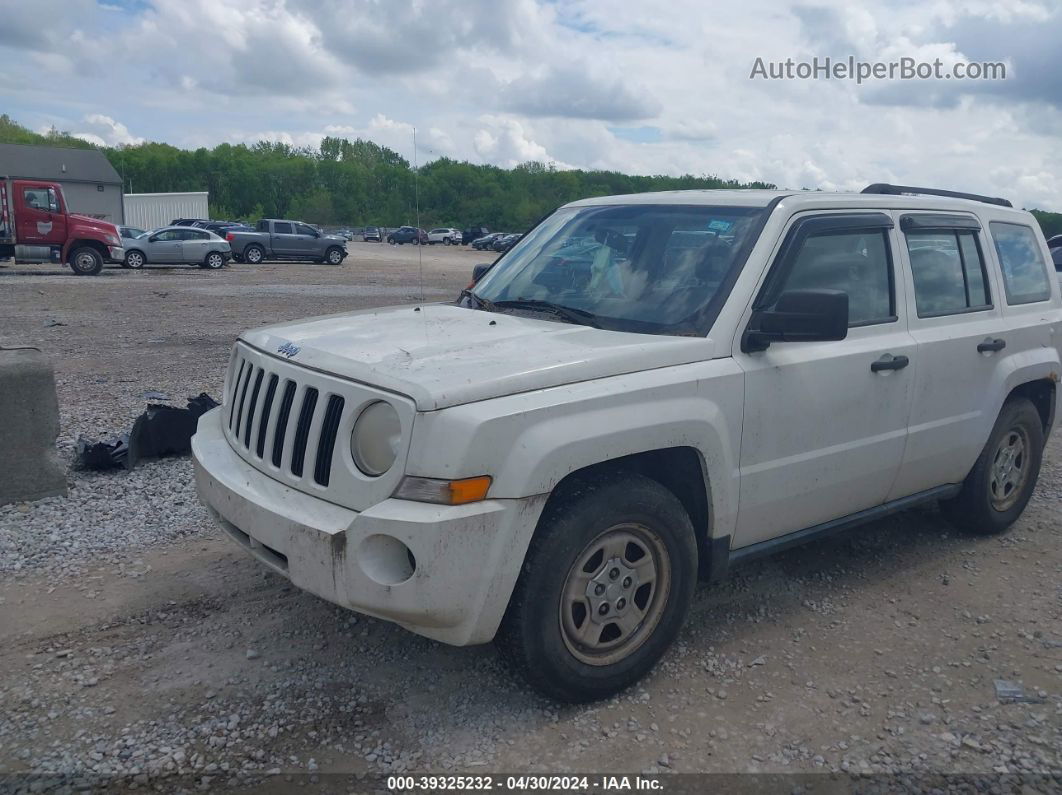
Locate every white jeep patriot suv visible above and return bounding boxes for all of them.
[192,184,1060,702]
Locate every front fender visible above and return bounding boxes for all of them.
[405,359,744,540]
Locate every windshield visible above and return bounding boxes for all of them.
[467,203,766,335]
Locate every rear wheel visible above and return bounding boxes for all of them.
[497,473,697,702]
[244,245,264,264]
[942,397,1044,535]
[69,246,103,276]
[203,251,225,270]
[125,250,145,270]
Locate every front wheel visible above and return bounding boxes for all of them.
[443,237,452,245]
[496,474,697,703]
[387,237,396,245]
[325,247,344,265]
[942,397,1044,535]
[125,250,145,270]
[69,246,103,276]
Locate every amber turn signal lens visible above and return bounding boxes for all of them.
[394,475,493,505]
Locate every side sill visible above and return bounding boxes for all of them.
[725,484,962,569]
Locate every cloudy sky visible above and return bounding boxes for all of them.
[3,0,1060,209]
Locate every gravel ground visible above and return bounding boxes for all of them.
[0,247,1059,792]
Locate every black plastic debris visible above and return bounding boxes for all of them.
[76,393,219,471]
[74,434,130,470]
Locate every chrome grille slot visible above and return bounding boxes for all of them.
[255,374,279,458]
[243,369,264,447]
[289,387,319,477]
[314,395,345,486]
[228,359,246,429]
[271,380,297,468]
[233,364,253,438]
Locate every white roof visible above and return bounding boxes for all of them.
[563,188,1030,220]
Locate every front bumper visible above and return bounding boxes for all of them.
[191,407,546,645]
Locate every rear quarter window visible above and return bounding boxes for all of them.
[990,222,1051,305]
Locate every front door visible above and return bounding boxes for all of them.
[294,223,320,256]
[733,212,917,548]
[16,183,67,246]
[149,229,183,263]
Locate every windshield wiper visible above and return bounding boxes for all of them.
[492,299,601,328]
[460,290,495,311]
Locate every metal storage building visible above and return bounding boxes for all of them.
[0,143,124,223]
[123,192,209,231]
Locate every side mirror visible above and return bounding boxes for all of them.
[743,289,848,352]
[472,263,492,283]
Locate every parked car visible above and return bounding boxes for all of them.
[387,226,428,245]
[119,225,146,241]
[363,226,382,242]
[471,232,503,250]
[427,228,463,245]
[170,218,208,227]
[463,225,489,245]
[226,219,349,264]
[1051,246,1061,272]
[1045,234,1062,249]
[122,226,231,270]
[335,229,354,241]
[192,183,1061,703]
[492,233,522,252]
[0,177,123,275]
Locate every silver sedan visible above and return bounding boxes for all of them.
[123,226,232,270]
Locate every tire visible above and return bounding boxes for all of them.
[412,238,419,246]
[203,251,225,270]
[325,247,344,265]
[244,245,265,264]
[941,397,1044,535]
[496,473,697,703]
[69,246,103,276]
[443,237,451,246]
[125,250,145,270]
[387,237,396,245]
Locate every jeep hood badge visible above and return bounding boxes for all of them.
[277,341,300,358]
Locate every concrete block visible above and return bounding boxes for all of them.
[0,348,67,505]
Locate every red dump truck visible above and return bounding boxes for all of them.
[0,178,123,275]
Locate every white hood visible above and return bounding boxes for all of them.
[241,303,717,411]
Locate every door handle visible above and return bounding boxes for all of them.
[977,338,1006,353]
[871,354,910,372]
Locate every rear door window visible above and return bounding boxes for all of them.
[273,222,294,234]
[990,222,1051,304]
[904,229,991,316]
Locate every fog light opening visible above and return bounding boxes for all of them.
[358,534,416,586]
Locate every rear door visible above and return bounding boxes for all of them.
[180,229,211,263]
[270,221,298,256]
[733,212,917,547]
[887,213,1008,498]
[15,182,67,246]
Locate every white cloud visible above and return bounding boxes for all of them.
[73,114,144,147]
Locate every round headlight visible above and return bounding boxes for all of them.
[351,401,401,476]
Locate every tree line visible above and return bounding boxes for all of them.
[3,114,1060,237]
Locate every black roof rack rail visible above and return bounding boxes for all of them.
[861,183,1012,208]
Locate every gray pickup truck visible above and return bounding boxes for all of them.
[227,219,348,265]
